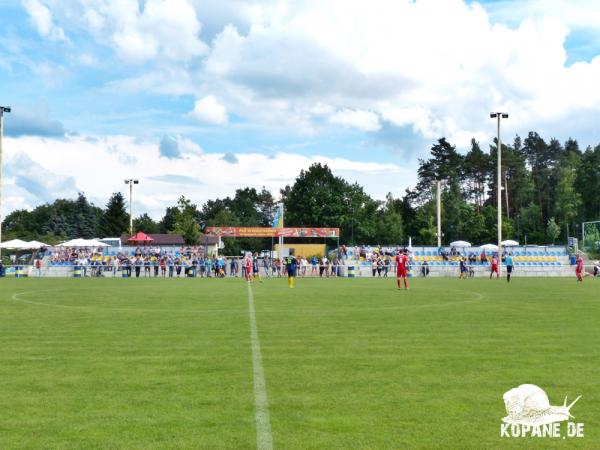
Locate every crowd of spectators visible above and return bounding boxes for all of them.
[46,246,345,278]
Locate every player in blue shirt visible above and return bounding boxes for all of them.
[285,249,298,288]
[459,257,468,279]
[252,253,263,283]
[505,254,514,283]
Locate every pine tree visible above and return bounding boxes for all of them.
[100,192,129,237]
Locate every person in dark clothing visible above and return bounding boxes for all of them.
[134,257,142,278]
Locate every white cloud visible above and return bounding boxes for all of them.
[3,134,410,219]
[20,0,600,147]
[485,0,600,32]
[23,0,67,41]
[188,96,228,124]
[192,0,600,144]
[51,0,207,64]
[329,109,381,132]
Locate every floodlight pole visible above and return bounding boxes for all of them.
[279,202,284,255]
[0,106,11,258]
[436,180,442,247]
[491,112,508,273]
[124,179,139,236]
[351,206,355,247]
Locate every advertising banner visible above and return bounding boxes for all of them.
[205,227,340,238]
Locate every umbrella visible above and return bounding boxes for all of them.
[501,239,519,246]
[25,240,50,249]
[127,232,154,244]
[480,243,499,251]
[0,239,31,249]
[450,240,471,247]
[58,238,108,247]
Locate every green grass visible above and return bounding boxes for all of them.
[1,276,599,449]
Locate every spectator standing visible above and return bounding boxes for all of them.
[421,260,430,277]
[383,257,390,277]
[311,256,318,276]
[34,258,42,277]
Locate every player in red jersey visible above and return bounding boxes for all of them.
[395,248,409,290]
[245,254,253,282]
[490,255,499,279]
[576,254,584,282]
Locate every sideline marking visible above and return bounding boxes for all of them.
[247,282,273,450]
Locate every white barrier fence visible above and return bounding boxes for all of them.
[2,263,596,278]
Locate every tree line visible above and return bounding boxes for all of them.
[3,131,599,251]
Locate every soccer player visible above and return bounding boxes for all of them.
[285,250,298,288]
[459,257,468,279]
[505,253,514,283]
[490,255,499,279]
[576,254,584,282]
[252,253,263,283]
[245,254,253,282]
[395,248,409,290]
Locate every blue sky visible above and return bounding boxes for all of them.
[1,0,599,219]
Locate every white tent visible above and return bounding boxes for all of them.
[480,243,499,251]
[0,239,31,249]
[501,240,519,246]
[58,238,108,247]
[25,240,50,249]
[450,240,471,247]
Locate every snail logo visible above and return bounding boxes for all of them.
[500,384,584,438]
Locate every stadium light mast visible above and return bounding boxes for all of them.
[124,179,139,236]
[0,106,11,256]
[490,112,508,273]
[436,180,442,248]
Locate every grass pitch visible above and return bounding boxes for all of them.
[0,276,598,449]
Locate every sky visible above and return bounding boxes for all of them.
[1,0,600,220]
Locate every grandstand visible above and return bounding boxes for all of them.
[343,245,575,277]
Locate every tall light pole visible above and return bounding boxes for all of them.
[436,180,442,248]
[0,106,11,257]
[490,112,508,272]
[124,179,139,236]
[350,206,355,247]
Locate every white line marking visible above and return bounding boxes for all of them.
[7,291,247,313]
[247,282,273,450]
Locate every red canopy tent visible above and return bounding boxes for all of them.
[128,232,155,245]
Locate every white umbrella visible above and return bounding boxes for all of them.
[57,239,79,247]
[480,243,499,251]
[0,239,30,249]
[25,240,50,249]
[450,240,471,247]
[501,239,519,246]
[58,238,108,247]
